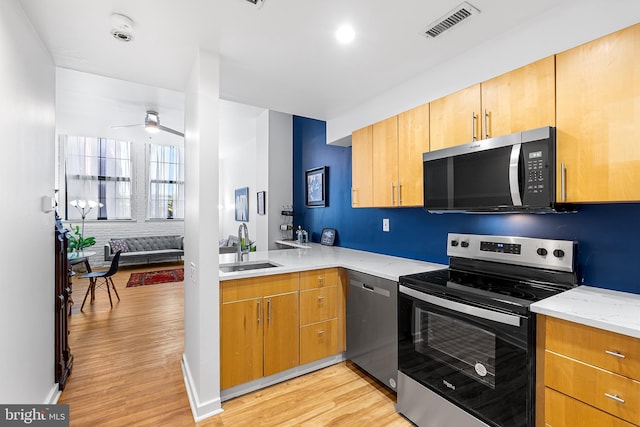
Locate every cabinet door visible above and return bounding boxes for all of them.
[300,319,338,365]
[220,298,263,389]
[300,286,337,325]
[430,83,481,150]
[398,103,429,206]
[372,116,399,207]
[556,24,640,202]
[263,292,299,377]
[351,126,373,207]
[481,56,555,139]
[545,388,635,427]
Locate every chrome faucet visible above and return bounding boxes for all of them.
[237,222,250,262]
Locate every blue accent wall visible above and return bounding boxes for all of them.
[293,116,640,295]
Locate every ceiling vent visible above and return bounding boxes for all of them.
[244,0,265,8]
[422,2,480,39]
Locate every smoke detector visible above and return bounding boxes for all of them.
[245,0,265,8]
[110,13,135,42]
[422,2,480,39]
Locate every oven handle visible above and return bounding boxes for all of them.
[399,285,521,327]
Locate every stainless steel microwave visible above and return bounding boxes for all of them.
[423,126,557,212]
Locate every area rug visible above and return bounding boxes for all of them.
[126,268,184,288]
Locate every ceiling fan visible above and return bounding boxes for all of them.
[112,110,184,137]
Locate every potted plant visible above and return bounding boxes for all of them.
[67,224,97,252]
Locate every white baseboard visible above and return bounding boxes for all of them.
[44,384,62,405]
[181,354,223,422]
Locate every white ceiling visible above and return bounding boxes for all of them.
[19,0,570,121]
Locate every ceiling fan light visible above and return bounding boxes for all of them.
[145,123,160,133]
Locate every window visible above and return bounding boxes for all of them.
[147,144,184,219]
[64,135,132,220]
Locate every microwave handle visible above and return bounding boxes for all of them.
[509,143,523,206]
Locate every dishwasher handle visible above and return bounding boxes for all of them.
[351,280,391,298]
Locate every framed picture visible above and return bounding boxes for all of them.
[305,166,327,207]
[257,191,266,215]
[235,187,249,221]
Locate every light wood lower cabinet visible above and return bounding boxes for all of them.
[221,268,346,391]
[545,388,635,427]
[538,315,640,427]
[299,268,345,365]
[221,273,299,390]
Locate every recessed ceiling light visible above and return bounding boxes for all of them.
[336,25,355,44]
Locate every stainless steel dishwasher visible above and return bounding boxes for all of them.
[346,270,397,390]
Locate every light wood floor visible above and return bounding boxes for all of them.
[60,263,412,426]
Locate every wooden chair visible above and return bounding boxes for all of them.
[80,250,122,311]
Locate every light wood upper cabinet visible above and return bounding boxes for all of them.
[398,103,430,206]
[556,23,640,203]
[353,105,428,208]
[481,56,556,139]
[372,116,399,207]
[430,84,481,151]
[351,125,373,208]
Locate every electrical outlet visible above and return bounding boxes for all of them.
[383,218,390,232]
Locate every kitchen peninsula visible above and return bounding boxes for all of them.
[218,244,445,400]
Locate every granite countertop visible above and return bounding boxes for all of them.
[530,286,640,339]
[219,243,446,282]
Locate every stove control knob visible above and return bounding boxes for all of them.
[537,248,548,256]
[461,241,469,248]
[451,240,459,247]
[553,249,565,258]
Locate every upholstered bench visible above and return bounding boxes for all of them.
[104,235,184,264]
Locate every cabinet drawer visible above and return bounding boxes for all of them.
[221,273,299,303]
[545,351,640,424]
[545,387,635,427]
[300,268,338,290]
[300,319,338,365]
[546,317,640,379]
[300,286,337,325]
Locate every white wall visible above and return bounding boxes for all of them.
[0,0,58,404]
[55,69,185,267]
[266,111,293,250]
[182,49,222,421]
[219,110,293,251]
[326,0,640,144]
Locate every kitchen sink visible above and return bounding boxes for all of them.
[219,261,280,273]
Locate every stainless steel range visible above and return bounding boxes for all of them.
[397,233,578,427]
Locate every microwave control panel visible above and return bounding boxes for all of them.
[521,140,554,206]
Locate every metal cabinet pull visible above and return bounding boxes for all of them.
[561,162,566,202]
[391,182,396,205]
[605,350,626,359]
[398,182,402,206]
[267,298,272,324]
[351,188,357,205]
[257,300,262,324]
[605,393,625,404]
[471,112,478,141]
[317,276,325,286]
[317,330,325,335]
[484,109,490,139]
[317,296,325,301]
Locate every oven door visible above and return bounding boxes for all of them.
[398,285,533,427]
